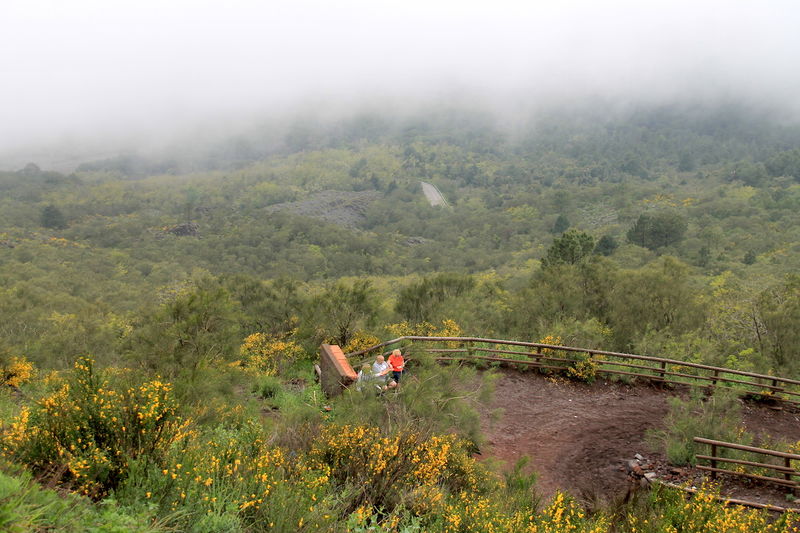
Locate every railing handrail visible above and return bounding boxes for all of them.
[694,437,800,461]
[346,336,800,388]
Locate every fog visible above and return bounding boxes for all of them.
[2,0,799,165]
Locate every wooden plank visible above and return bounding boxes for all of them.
[440,355,800,405]
[596,368,657,379]
[597,359,781,390]
[696,465,798,487]
[656,480,800,513]
[434,357,566,372]
[694,438,800,461]
[472,347,545,357]
[595,359,665,372]
[695,455,796,473]
[433,351,581,366]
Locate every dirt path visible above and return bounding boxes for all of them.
[479,369,800,504]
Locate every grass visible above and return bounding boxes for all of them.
[647,390,752,466]
[0,460,160,533]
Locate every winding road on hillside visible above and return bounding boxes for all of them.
[479,369,800,506]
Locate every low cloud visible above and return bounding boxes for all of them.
[1,0,799,157]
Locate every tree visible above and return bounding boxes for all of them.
[608,257,703,349]
[184,187,200,225]
[19,162,41,176]
[220,274,303,336]
[551,214,570,234]
[594,235,618,256]
[697,245,711,267]
[128,277,241,380]
[627,211,687,251]
[40,204,67,229]
[511,258,618,336]
[396,273,475,324]
[542,230,595,268]
[757,276,800,371]
[705,271,766,367]
[678,152,696,172]
[765,148,800,179]
[304,280,378,347]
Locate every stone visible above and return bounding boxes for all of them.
[627,460,644,477]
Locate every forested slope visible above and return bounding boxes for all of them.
[3,103,800,375]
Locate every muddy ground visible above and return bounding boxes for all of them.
[479,369,800,507]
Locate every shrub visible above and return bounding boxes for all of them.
[238,333,304,376]
[305,424,490,513]
[625,483,797,533]
[384,319,464,346]
[116,420,335,532]
[1,357,191,498]
[335,359,492,448]
[253,375,283,401]
[0,355,35,389]
[647,390,751,466]
[342,330,381,355]
[0,464,158,532]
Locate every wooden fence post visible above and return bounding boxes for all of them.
[711,443,717,480]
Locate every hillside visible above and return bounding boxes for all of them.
[3,103,800,531]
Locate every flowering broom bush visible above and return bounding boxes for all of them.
[0,355,35,388]
[1,356,191,498]
[239,333,304,376]
[305,424,490,514]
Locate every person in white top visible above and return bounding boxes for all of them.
[372,355,392,391]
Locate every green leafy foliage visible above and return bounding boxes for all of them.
[647,391,751,466]
[40,204,67,229]
[542,230,596,267]
[627,211,688,251]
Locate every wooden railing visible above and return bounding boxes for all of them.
[693,437,800,494]
[346,336,800,405]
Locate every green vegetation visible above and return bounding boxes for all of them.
[3,102,800,530]
[647,391,751,466]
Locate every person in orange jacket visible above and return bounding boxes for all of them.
[387,349,405,388]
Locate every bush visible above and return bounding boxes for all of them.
[116,420,337,532]
[0,462,158,532]
[253,375,283,400]
[1,357,191,498]
[624,483,797,533]
[0,355,35,389]
[305,424,491,513]
[239,333,304,376]
[342,330,381,355]
[647,390,751,466]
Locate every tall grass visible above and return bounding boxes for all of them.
[647,390,752,466]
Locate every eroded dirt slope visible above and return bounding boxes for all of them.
[479,369,800,503]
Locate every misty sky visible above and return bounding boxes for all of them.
[2,0,799,153]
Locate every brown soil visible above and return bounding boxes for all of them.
[479,368,800,507]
